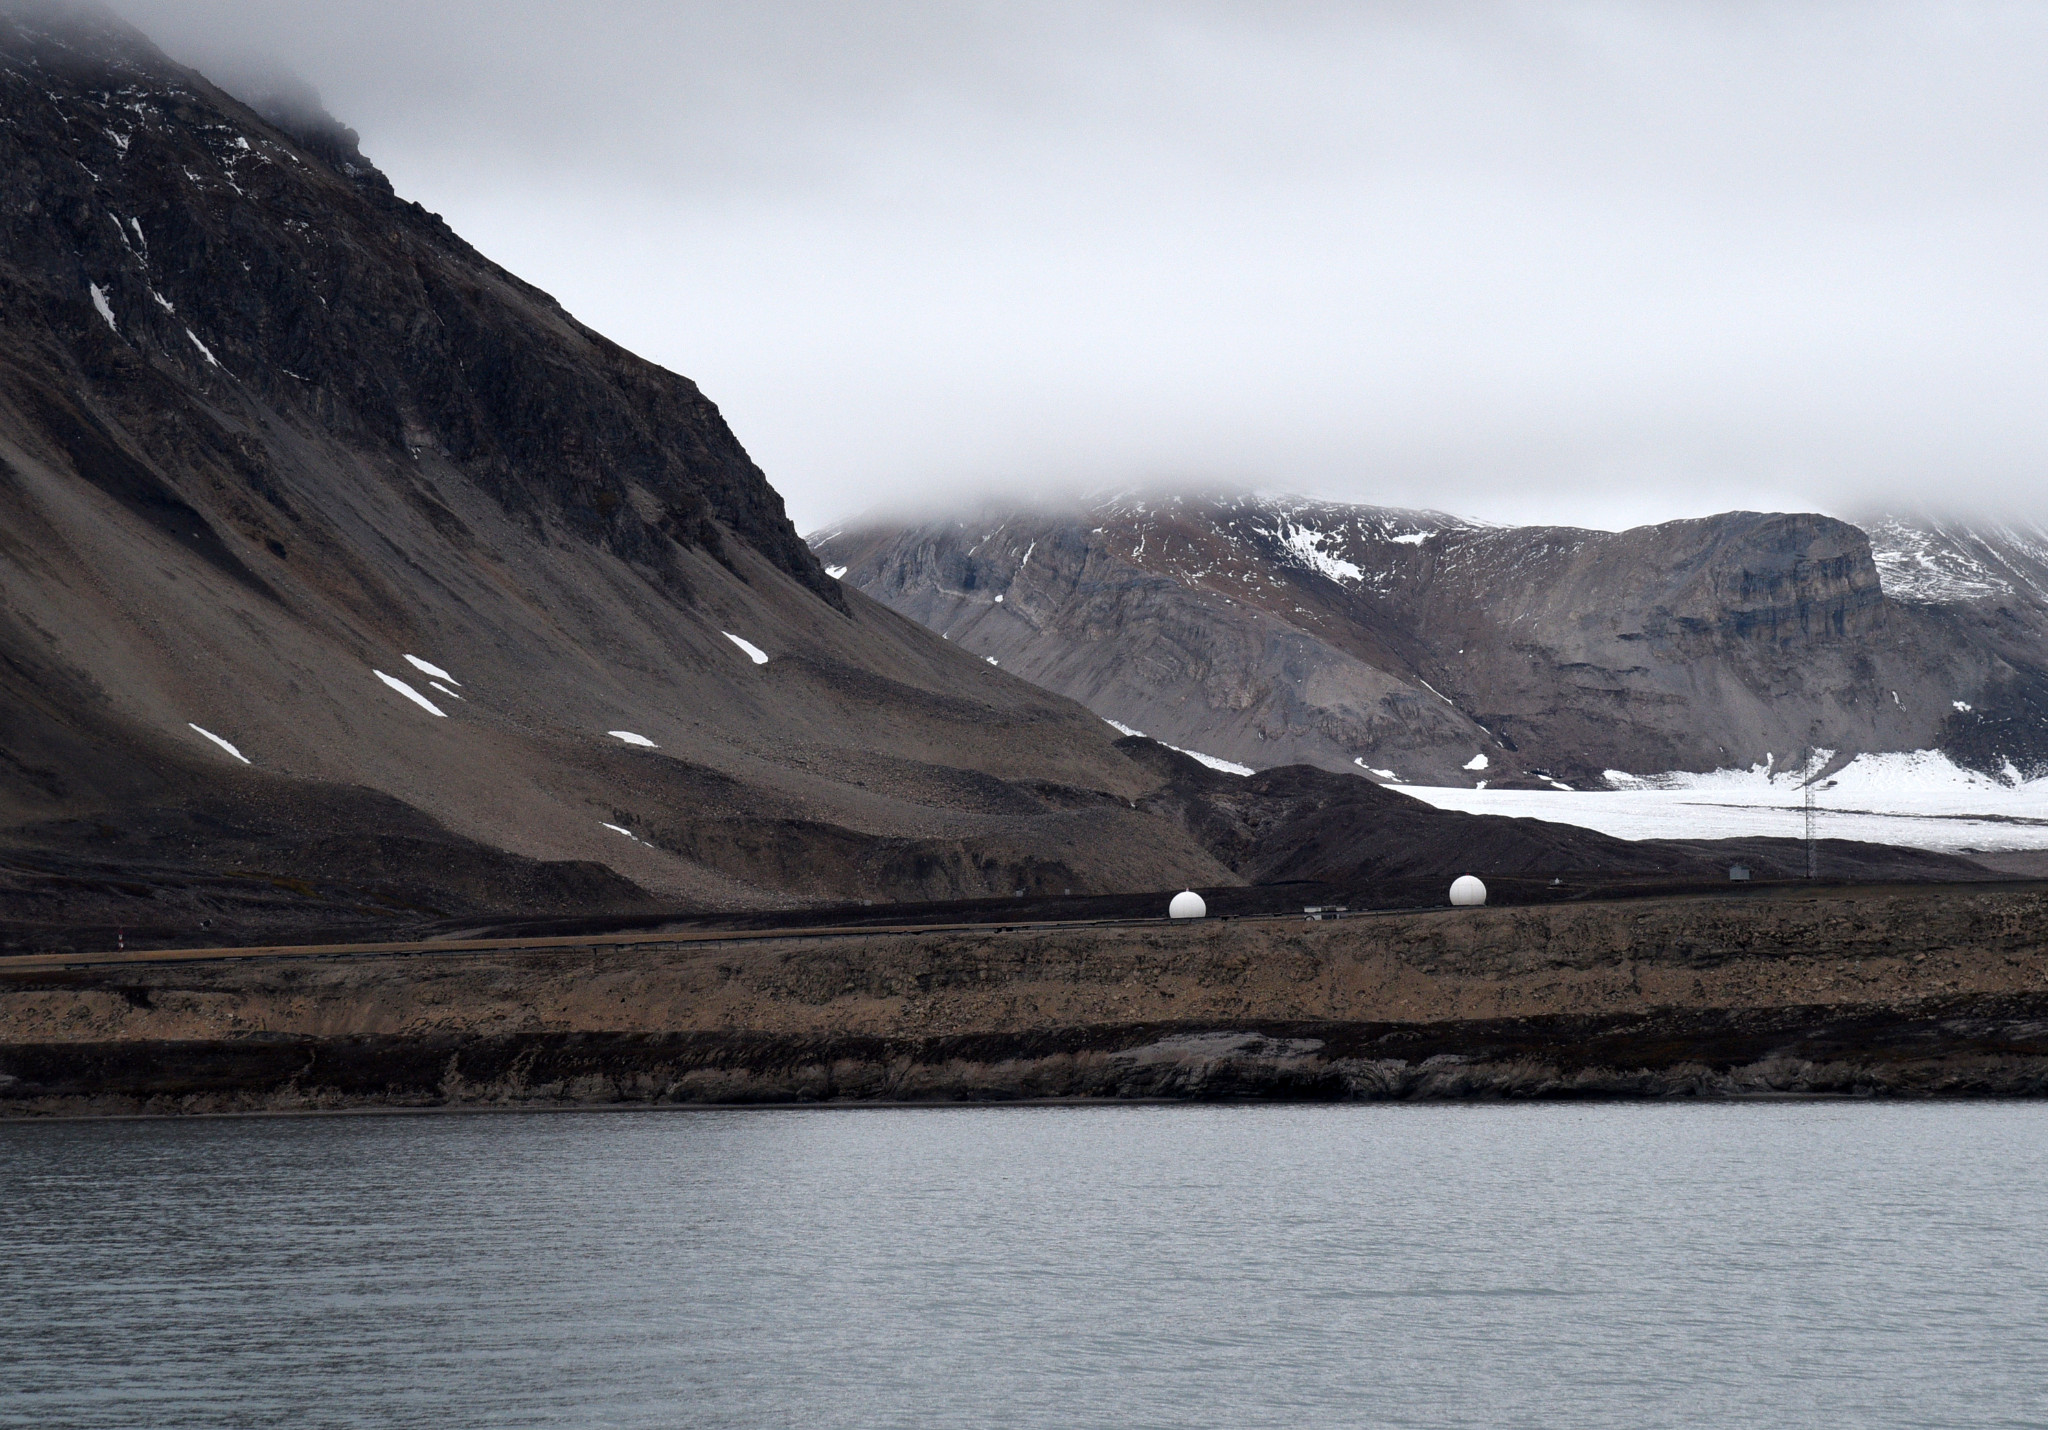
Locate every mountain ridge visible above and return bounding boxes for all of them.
[816,494,2048,786]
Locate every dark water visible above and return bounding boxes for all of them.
[5,1103,2048,1429]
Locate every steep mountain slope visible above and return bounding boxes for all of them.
[0,6,1240,941]
[817,495,2048,786]
[815,498,1496,784]
[0,9,1996,953]
[1863,516,2048,607]
[1859,515,2048,779]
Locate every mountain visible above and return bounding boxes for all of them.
[0,7,1993,951]
[815,495,2048,787]
[0,5,1249,943]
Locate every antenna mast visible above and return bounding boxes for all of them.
[1802,747,1817,880]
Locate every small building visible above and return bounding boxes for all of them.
[1729,864,1751,881]
[1303,905,1349,921]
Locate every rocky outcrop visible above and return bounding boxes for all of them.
[0,6,832,606]
[817,496,2048,785]
[6,883,2047,1112]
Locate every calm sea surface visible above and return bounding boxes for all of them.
[5,1103,2048,1429]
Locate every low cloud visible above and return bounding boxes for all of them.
[118,0,2048,531]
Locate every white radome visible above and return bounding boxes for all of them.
[1168,889,1207,919]
[1448,875,1487,907]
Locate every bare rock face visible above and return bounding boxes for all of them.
[0,11,835,605]
[818,495,2048,785]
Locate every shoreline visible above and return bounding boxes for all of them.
[0,1089,1967,1126]
[7,883,2048,1116]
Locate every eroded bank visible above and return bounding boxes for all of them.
[5,885,2047,1113]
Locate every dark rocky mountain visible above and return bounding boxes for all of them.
[0,4,1230,944]
[0,7,1992,950]
[817,494,2048,787]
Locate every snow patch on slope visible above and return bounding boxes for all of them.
[1863,516,2048,606]
[1099,715,1252,774]
[187,723,249,763]
[1866,517,2015,603]
[403,655,458,685]
[373,670,445,717]
[723,632,769,665]
[1167,744,1254,776]
[1276,522,1364,584]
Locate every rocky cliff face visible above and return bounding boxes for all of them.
[0,8,832,607]
[817,495,2048,785]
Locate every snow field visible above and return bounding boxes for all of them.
[1401,751,2048,853]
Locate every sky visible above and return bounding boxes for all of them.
[112,0,2048,534]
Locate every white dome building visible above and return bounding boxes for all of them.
[1449,875,1487,907]
[1168,890,1207,919]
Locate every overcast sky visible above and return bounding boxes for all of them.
[114,0,2048,532]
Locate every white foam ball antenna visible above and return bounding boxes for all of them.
[1449,875,1487,907]
[1168,889,1207,919]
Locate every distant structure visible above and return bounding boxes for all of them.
[1804,758,1818,880]
[1799,744,1835,880]
[1729,864,1751,881]
[1169,890,1207,919]
[1449,875,1487,907]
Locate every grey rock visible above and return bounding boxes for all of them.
[817,494,2048,785]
